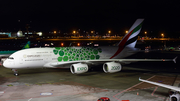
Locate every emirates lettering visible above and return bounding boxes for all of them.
[77,67,87,71]
[111,66,120,70]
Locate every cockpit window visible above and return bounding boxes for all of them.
[8,57,14,59]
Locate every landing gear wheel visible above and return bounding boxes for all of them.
[12,69,19,76]
[14,72,19,76]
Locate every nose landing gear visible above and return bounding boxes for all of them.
[11,69,19,76]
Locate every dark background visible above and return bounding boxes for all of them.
[0,0,180,36]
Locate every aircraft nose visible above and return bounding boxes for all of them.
[3,60,13,68]
[3,60,8,67]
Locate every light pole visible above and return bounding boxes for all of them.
[108,30,111,37]
[73,30,76,36]
[125,30,128,34]
[145,31,147,38]
[161,33,164,38]
[145,31,147,35]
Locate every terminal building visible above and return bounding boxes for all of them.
[0,31,42,38]
[0,32,11,38]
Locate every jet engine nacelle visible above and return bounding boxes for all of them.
[170,93,180,101]
[103,62,122,73]
[70,63,88,74]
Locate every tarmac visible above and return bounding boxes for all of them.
[0,51,180,101]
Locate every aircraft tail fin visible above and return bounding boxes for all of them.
[22,41,30,49]
[118,19,144,48]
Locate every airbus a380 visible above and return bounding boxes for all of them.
[3,19,175,76]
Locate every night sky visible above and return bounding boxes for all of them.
[1,0,180,36]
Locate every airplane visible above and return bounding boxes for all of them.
[139,77,180,101]
[0,41,30,63]
[3,19,175,76]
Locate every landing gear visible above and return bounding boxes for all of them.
[11,69,19,76]
[14,72,18,76]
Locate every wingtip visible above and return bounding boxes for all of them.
[173,56,178,63]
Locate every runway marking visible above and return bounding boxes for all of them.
[28,98,32,101]
[40,93,52,95]
[0,77,19,87]
[151,86,158,96]
[1,81,108,101]
[113,75,156,101]
[113,75,174,101]
[0,91,4,93]
[151,87,167,100]
[125,86,155,92]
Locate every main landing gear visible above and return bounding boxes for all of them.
[11,69,19,76]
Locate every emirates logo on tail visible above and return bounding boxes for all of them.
[110,19,144,59]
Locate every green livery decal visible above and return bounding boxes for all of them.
[53,47,102,62]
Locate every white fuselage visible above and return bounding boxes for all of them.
[3,46,138,69]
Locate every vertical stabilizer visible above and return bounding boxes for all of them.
[22,41,30,49]
[110,19,144,59]
[118,19,144,48]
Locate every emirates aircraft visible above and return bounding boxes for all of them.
[3,19,175,76]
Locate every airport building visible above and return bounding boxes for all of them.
[0,32,11,37]
[0,31,42,38]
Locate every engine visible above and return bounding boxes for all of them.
[103,62,122,73]
[70,63,88,74]
[170,92,180,101]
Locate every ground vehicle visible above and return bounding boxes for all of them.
[97,97,110,101]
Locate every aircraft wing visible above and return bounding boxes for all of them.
[44,58,176,68]
[139,77,180,92]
